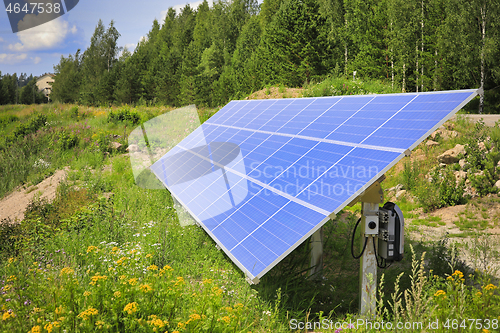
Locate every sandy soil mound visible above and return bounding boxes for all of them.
[0,168,68,223]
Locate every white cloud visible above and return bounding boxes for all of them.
[0,53,28,64]
[160,0,213,22]
[0,37,4,43]
[33,56,42,64]
[8,15,78,51]
[124,43,136,51]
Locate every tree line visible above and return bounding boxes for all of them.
[0,72,47,105]
[7,0,500,112]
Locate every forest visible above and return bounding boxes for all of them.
[1,0,499,113]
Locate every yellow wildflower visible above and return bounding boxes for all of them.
[44,323,53,333]
[484,284,498,291]
[96,320,105,329]
[124,302,138,315]
[189,313,201,321]
[119,275,127,280]
[86,245,99,253]
[434,290,446,297]
[52,321,61,328]
[128,278,138,286]
[147,315,167,328]
[2,311,15,320]
[7,275,17,282]
[7,257,15,264]
[33,262,38,266]
[175,276,184,286]
[113,291,122,298]
[212,286,223,296]
[146,253,153,258]
[89,274,108,286]
[77,307,98,320]
[116,257,128,266]
[203,278,212,285]
[452,270,464,279]
[128,249,137,254]
[83,291,91,297]
[220,316,231,324]
[476,291,483,297]
[483,330,491,333]
[140,283,153,293]
[30,326,41,333]
[111,247,119,252]
[60,267,75,277]
[178,322,185,328]
[147,264,158,271]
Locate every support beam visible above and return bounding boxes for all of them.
[309,227,324,278]
[359,202,379,317]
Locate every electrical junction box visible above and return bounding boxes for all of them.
[378,202,404,262]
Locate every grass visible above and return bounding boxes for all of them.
[1,103,499,332]
[412,216,445,227]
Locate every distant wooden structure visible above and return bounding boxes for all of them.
[36,73,55,101]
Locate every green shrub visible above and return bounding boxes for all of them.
[402,160,419,191]
[11,113,47,141]
[416,167,467,212]
[107,107,140,125]
[0,114,19,128]
[69,106,79,119]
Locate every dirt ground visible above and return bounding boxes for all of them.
[0,168,68,223]
[246,86,304,100]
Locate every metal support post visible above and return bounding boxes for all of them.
[359,202,379,317]
[309,227,324,278]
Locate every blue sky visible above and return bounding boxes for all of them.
[0,0,216,77]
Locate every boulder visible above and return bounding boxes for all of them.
[454,170,467,182]
[426,140,439,147]
[478,142,487,151]
[111,142,122,150]
[430,129,459,140]
[126,144,139,152]
[459,159,470,170]
[495,179,500,190]
[437,144,465,164]
[395,190,407,199]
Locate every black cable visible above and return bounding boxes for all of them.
[372,237,389,269]
[351,218,368,259]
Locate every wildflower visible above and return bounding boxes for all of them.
[116,257,128,266]
[484,284,498,291]
[220,316,231,324]
[189,313,201,321]
[140,283,153,293]
[7,275,16,282]
[124,302,138,315]
[452,270,464,279]
[96,320,105,329]
[83,291,91,297]
[128,278,138,286]
[434,290,446,297]
[2,310,15,320]
[44,323,53,333]
[86,246,99,253]
[203,278,212,285]
[60,267,75,277]
[483,330,491,333]
[212,286,223,296]
[90,274,108,286]
[55,306,64,315]
[178,322,185,328]
[476,291,483,297]
[175,276,185,286]
[111,247,119,252]
[113,291,122,298]
[30,326,41,333]
[147,264,158,271]
[77,307,98,320]
[119,275,127,280]
[3,285,12,292]
[147,315,167,328]
[7,257,15,264]
[146,253,153,258]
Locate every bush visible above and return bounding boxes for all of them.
[107,107,140,125]
[416,167,467,212]
[11,114,47,141]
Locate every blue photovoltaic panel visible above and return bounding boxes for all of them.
[150,89,478,282]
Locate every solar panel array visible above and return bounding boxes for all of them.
[150,89,478,282]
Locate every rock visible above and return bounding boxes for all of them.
[430,129,459,140]
[126,144,139,152]
[111,142,122,150]
[478,142,487,151]
[444,122,455,130]
[395,184,404,191]
[464,185,478,198]
[426,140,439,147]
[454,170,467,182]
[498,160,500,167]
[495,179,500,189]
[459,159,468,169]
[395,190,407,198]
[473,170,484,177]
[437,144,465,164]
[439,163,447,168]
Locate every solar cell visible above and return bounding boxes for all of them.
[150,89,478,283]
